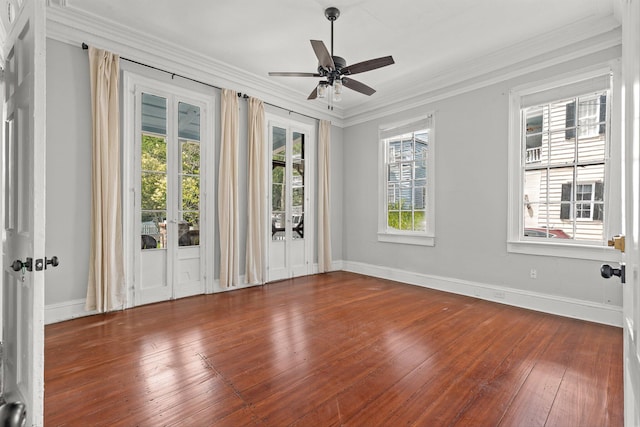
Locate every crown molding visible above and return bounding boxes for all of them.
[343,16,622,127]
[46,4,345,127]
[46,4,621,130]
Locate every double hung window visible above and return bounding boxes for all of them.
[508,68,620,259]
[378,115,435,246]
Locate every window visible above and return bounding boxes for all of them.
[508,67,621,260]
[378,115,435,246]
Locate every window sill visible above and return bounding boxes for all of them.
[507,240,620,261]
[378,232,435,247]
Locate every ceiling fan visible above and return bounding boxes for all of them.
[268,7,395,102]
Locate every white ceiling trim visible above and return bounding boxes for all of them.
[343,28,622,127]
[45,4,621,130]
[46,4,345,126]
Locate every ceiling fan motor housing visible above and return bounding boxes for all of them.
[325,7,340,21]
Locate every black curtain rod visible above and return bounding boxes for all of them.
[81,42,319,121]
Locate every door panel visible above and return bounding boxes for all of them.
[622,0,640,424]
[1,0,46,425]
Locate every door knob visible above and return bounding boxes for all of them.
[45,256,59,269]
[601,264,625,283]
[11,258,32,272]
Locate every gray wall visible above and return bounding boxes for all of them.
[45,38,344,307]
[342,46,623,307]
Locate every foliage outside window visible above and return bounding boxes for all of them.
[378,115,435,246]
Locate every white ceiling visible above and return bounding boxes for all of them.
[57,0,619,118]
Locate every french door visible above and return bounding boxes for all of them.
[124,74,214,306]
[268,118,314,281]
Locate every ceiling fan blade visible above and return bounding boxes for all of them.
[342,56,395,75]
[307,86,318,100]
[268,72,322,77]
[342,77,376,96]
[310,40,335,70]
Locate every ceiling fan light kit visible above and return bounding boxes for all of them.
[268,6,395,109]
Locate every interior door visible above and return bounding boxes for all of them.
[622,0,640,424]
[133,86,208,306]
[1,0,46,425]
[268,119,313,282]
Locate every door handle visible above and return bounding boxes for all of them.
[601,264,625,284]
[11,258,32,272]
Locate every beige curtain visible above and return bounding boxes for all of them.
[218,89,240,287]
[245,97,266,284]
[318,120,332,272]
[86,46,124,312]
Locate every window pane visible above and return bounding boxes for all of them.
[388,140,401,162]
[414,187,425,209]
[388,164,400,182]
[546,168,574,203]
[414,161,427,180]
[525,108,543,134]
[181,175,199,211]
[141,93,167,135]
[549,130,575,165]
[401,139,413,160]
[181,141,200,175]
[414,210,426,231]
[178,102,200,141]
[272,127,286,163]
[414,140,428,161]
[141,173,166,210]
[141,135,167,172]
[179,213,199,247]
[272,183,285,211]
[141,211,165,250]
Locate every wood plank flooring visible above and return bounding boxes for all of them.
[44,271,623,426]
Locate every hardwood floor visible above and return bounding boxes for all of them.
[44,272,623,426]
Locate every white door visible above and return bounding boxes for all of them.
[268,118,314,282]
[622,0,640,424]
[124,74,214,306]
[1,0,46,425]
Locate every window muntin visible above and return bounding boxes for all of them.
[521,90,608,243]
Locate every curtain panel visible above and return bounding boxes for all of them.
[245,97,266,284]
[86,46,125,312]
[318,120,332,272]
[218,89,240,287]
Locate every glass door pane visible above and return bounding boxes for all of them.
[272,126,287,241]
[292,132,304,240]
[178,102,201,246]
[140,93,167,250]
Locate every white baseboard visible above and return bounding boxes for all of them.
[45,299,97,325]
[342,260,623,327]
[48,260,616,327]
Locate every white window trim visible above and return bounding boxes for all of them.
[378,114,436,246]
[507,63,621,261]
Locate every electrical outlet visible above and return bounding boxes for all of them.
[530,268,537,279]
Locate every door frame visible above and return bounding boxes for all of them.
[266,114,315,282]
[122,71,216,307]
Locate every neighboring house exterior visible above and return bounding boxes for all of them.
[523,92,607,242]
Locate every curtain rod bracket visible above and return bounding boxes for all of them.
[81,42,88,50]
